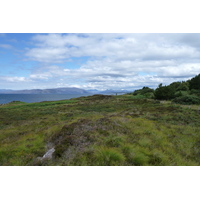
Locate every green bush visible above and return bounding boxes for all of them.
[174,90,189,98]
[172,95,200,105]
[190,89,200,97]
[154,85,175,100]
[176,82,189,91]
[133,87,154,98]
[189,74,200,90]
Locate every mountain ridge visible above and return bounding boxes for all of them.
[0,87,90,94]
[0,87,131,95]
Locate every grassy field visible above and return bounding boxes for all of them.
[0,94,200,166]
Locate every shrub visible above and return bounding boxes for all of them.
[145,92,155,99]
[154,85,175,100]
[174,90,189,98]
[133,87,155,99]
[172,95,200,105]
[189,74,200,90]
[190,89,200,97]
[176,82,189,91]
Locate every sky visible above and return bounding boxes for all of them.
[0,33,200,91]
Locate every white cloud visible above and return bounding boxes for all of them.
[3,33,200,90]
[30,65,67,80]
[0,76,26,82]
[26,33,200,63]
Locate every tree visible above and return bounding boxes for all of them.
[176,81,189,91]
[189,74,200,90]
[154,85,175,100]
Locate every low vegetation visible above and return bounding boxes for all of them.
[0,93,200,166]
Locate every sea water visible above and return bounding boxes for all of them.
[0,94,89,104]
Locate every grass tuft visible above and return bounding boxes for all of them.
[94,147,125,166]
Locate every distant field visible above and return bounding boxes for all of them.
[0,94,200,166]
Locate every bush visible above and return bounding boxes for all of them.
[176,82,189,91]
[174,90,189,98]
[190,89,200,97]
[133,87,154,98]
[154,85,175,100]
[189,74,200,90]
[172,95,200,105]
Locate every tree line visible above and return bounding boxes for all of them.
[131,73,200,105]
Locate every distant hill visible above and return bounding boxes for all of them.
[0,87,91,94]
[0,88,131,95]
[0,89,14,93]
[98,89,130,95]
[86,89,100,94]
[85,89,130,95]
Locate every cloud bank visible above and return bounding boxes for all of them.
[1,33,200,90]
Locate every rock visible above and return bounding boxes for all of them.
[42,148,55,159]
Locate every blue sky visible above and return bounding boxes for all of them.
[0,33,200,90]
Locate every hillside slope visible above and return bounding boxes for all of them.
[0,94,200,166]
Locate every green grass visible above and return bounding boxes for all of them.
[93,146,125,166]
[0,94,200,166]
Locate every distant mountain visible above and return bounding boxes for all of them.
[85,89,130,95]
[0,89,14,93]
[0,87,131,95]
[0,87,91,94]
[98,89,130,95]
[86,89,100,94]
